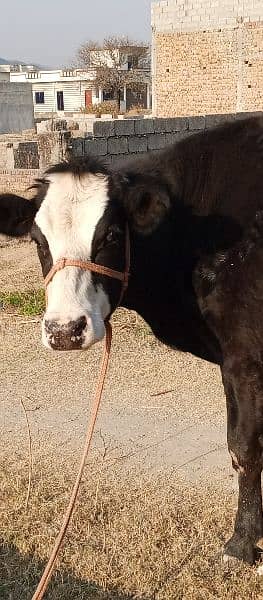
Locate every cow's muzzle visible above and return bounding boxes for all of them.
[44,315,88,350]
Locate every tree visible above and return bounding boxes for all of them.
[76,36,149,110]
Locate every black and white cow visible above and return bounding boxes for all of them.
[1,116,263,566]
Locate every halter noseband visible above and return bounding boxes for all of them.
[44,223,130,307]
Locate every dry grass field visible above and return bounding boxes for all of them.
[1,239,263,599]
[1,465,263,600]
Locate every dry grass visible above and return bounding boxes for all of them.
[1,461,263,600]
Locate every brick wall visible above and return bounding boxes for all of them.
[1,130,70,170]
[152,0,263,117]
[0,169,40,195]
[151,0,263,33]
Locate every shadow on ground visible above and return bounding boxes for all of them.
[0,540,147,600]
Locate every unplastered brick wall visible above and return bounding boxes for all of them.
[0,169,40,195]
[0,130,70,194]
[151,0,263,33]
[152,0,263,117]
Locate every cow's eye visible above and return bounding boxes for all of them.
[106,226,122,244]
[106,231,114,243]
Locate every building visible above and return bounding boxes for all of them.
[79,44,151,111]
[0,66,11,82]
[10,68,102,118]
[152,0,263,117]
[10,61,151,119]
[0,63,39,82]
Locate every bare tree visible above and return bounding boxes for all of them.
[76,36,149,109]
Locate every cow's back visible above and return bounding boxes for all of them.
[173,116,263,227]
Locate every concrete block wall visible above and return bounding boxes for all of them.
[70,116,192,165]
[70,111,262,165]
[152,0,263,116]
[0,112,262,194]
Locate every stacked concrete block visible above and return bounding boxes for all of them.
[83,138,108,156]
[81,116,191,160]
[72,111,263,163]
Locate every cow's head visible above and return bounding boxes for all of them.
[0,157,170,350]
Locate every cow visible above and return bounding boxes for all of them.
[1,116,263,567]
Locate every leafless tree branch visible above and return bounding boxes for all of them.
[75,35,149,108]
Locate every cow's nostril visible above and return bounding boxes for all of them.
[72,316,87,337]
[45,319,59,335]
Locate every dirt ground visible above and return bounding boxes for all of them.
[1,239,263,599]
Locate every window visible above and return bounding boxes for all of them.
[103,90,114,101]
[35,91,44,104]
[127,55,138,70]
[57,91,64,111]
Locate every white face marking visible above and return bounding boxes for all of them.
[35,171,111,349]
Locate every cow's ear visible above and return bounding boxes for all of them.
[0,194,37,237]
[122,176,171,234]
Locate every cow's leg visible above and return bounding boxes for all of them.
[222,359,263,565]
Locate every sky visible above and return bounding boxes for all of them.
[1,0,153,68]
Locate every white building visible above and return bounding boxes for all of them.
[10,66,151,118]
[10,69,100,118]
[0,63,39,81]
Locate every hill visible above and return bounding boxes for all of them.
[0,57,29,65]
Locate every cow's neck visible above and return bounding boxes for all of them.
[121,237,222,365]
[120,203,241,365]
